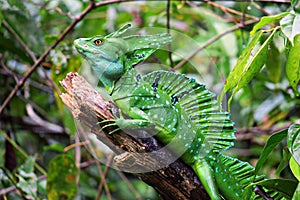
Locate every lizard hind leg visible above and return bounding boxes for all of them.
[193,159,221,200]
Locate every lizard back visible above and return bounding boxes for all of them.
[112,69,236,162]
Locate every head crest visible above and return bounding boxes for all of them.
[105,24,131,39]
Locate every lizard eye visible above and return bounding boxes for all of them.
[94,39,102,46]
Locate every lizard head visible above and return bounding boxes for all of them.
[74,24,172,93]
[74,24,132,93]
[74,24,131,63]
[74,35,127,63]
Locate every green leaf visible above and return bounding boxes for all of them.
[7,0,27,12]
[280,12,300,45]
[292,183,300,199]
[17,156,35,175]
[46,154,78,200]
[276,148,291,178]
[16,157,38,199]
[288,124,300,165]
[290,157,300,181]
[250,12,289,36]
[44,35,59,45]
[0,11,3,28]
[219,28,278,107]
[43,143,65,153]
[286,34,300,96]
[254,129,288,176]
[265,41,281,83]
[252,179,298,199]
[291,0,300,13]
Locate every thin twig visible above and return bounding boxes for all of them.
[117,171,143,200]
[172,19,259,71]
[0,0,130,115]
[254,0,290,2]
[0,55,19,83]
[166,0,174,68]
[96,154,114,200]
[2,20,37,62]
[38,63,62,96]
[206,1,259,21]
[76,123,112,200]
[251,2,272,16]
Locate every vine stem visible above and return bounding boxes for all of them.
[0,0,129,115]
[172,19,259,71]
[1,131,47,175]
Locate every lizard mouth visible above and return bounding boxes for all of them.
[74,39,90,54]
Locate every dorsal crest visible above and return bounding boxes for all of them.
[142,71,236,153]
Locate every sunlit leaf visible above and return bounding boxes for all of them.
[250,12,289,36]
[280,12,300,45]
[290,157,300,181]
[286,34,300,96]
[254,129,288,176]
[288,124,300,165]
[46,154,78,200]
[219,28,278,107]
[219,31,263,103]
[252,179,297,199]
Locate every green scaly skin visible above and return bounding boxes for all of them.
[74,24,284,200]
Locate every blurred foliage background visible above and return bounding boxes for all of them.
[0,0,299,199]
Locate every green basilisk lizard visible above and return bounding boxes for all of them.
[74,24,284,200]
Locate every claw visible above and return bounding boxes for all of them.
[97,119,118,133]
[107,127,121,135]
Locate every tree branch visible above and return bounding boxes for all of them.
[59,72,210,200]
